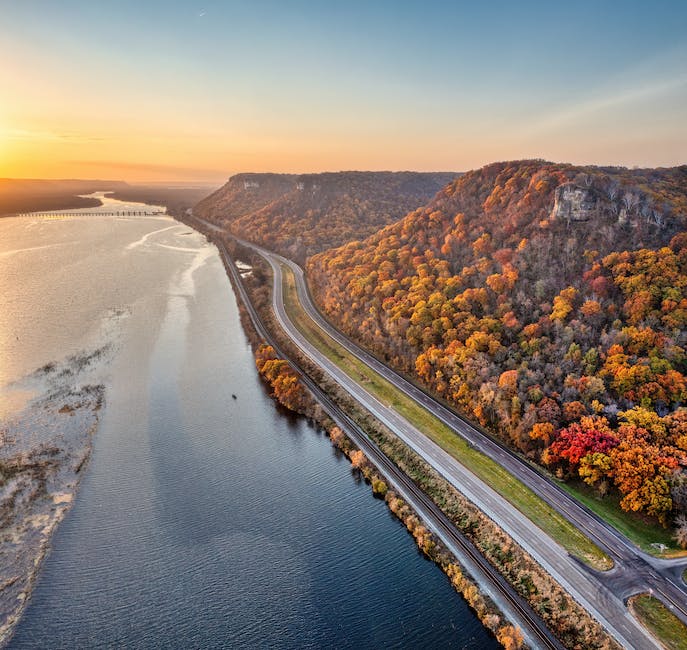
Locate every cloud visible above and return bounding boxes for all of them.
[525,44,687,136]
[1,128,105,142]
[533,75,687,133]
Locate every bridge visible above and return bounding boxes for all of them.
[17,210,167,218]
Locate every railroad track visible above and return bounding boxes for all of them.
[208,231,564,650]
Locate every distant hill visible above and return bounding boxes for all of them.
[308,160,687,527]
[194,171,459,261]
[107,184,219,219]
[0,179,129,215]
[194,173,298,224]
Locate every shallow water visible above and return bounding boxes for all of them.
[1,202,497,648]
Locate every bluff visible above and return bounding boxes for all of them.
[308,160,687,527]
[194,171,458,262]
[194,173,297,223]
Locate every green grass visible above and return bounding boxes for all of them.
[559,480,685,556]
[280,264,612,570]
[630,594,687,650]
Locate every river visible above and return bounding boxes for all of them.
[0,194,496,648]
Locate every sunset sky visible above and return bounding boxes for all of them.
[1,0,686,182]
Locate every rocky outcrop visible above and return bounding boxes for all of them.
[550,183,599,222]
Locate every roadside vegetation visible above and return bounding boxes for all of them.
[629,594,687,650]
[255,343,310,412]
[560,480,680,554]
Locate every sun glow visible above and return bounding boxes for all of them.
[0,124,13,174]
[0,3,684,181]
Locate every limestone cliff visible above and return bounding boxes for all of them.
[550,183,599,222]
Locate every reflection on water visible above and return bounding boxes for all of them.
[1,198,496,649]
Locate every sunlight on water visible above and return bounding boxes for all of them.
[1,197,496,649]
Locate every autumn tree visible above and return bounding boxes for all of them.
[674,514,687,549]
[255,344,309,413]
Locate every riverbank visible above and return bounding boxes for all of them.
[254,342,525,648]
[0,350,106,646]
[202,227,622,649]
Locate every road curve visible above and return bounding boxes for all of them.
[269,244,687,621]
[213,237,563,650]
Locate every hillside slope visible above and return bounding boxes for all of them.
[194,173,297,224]
[194,171,458,261]
[308,160,687,528]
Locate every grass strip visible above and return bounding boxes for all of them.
[629,594,687,650]
[559,480,684,555]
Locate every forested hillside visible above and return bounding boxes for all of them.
[194,171,458,262]
[308,160,687,531]
[194,173,297,224]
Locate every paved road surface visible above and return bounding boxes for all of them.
[189,214,682,648]
[234,237,661,650]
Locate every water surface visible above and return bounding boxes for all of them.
[1,201,496,648]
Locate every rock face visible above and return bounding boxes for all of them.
[550,183,599,222]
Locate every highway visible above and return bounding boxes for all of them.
[235,237,664,650]
[262,244,687,619]
[213,235,564,650]
[188,214,677,648]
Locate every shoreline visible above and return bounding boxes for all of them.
[189,224,530,648]
[0,372,104,647]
